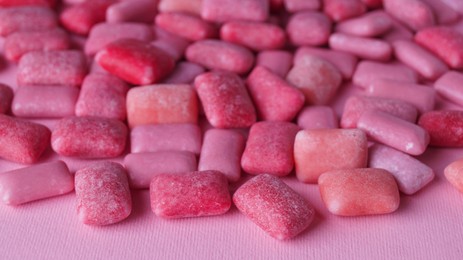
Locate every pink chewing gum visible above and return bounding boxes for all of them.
[246,66,305,122]
[297,106,338,129]
[415,26,463,69]
[358,110,429,155]
[434,71,463,107]
[0,0,55,7]
[221,21,285,51]
[286,55,342,105]
[352,61,418,88]
[444,158,463,193]
[163,62,205,84]
[0,84,13,114]
[256,50,293,78]
[0,161,73,206]
[75,73,129,121]
[360,0,382,8]
[393,40,448,80]
[4,29,70,62]
[152,27,190,61]
[198,129,245,182]
[0,115,50,164]
[60,0,115,35]
[286,11,331,46]
[284,0,320,12]
[51,116,128,158]
[318,168,400,216]
[130,124,201,154]
[442,0,463,13]
[294,128,368,183]
[12,85,79,118]
[329,33,392,61]
[421,0,459,25]
[124,151,197,189]
[382,17,414,42]
[126,84,198,128]
[323,0,367,22]
[194,71,256,128]
[106,0,158,23]
[17,50,87,87]
[201,0,269,23]
[75,161,131,225]
[158,0,202,15]
[336,10,393,37]
[233,174,315,240]
[85,22,155,56]
[241,122,300,176]
[96,39,175,85]
[365,80,436,114]
[383,0,435,31]
[0,6,57,36]
[294,46,358,79]
[341,95,418,128]
[418,110,463,147]
[369,144,434,195]
[186,40,254,75]
[150,170,231,218]
[156,12,217,41]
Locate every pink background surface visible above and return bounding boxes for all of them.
[1,45,463,260]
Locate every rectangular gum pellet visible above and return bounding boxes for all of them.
[130,123,202,155]
[284,0,320,12]
[158,0,202,15]
[286,11,331,46]
[17,50,88,86]
[323,0,367,22]
[335,10,393,37]
[369,143,434,195]
[434,71,463,107]
[256,50,293,78]
[352,60,418,88]
[0,161,73,205]
[198,129,245,182]
[297,105,338,129]
[12,85,79,118]
[383,0,435,31]
[329,32,392,61]
[124,151,197,189]
[0,6,57,36]
[201,0,269,23]
[357,110,430,155]
[106,0,158,23]
[156,12,218,42]
[59,0,115,35]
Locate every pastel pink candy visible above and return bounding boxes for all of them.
[286,55,342,105]
[318,168,400,216]
[17,50,87,86]
[59,0,115,35]
[0,6,57,36]
[198,129,245,182]
[163,62,205,84]
[75,161,131,225]
[106,0,157,23]
[382,16,414,42]
[150,170,231,218]
[297,106,338,129]
[221,21,286,51]
[341,95,418,128]
[75,73,129,121]
[233,174,315,240]
[158,0,202,15]
[151,27,190,61]
[441,0,463,13]
[323,0,367,22]
[434,71,463,107]
[0,84,13,114]
[4,28,70,62]
[85,22,154,56]
[124,151,197,189]
[421,0,459,25]
[294,128,368,183]
[186,40,255,74]
[194,71,256,128]
[12,85,79,118]
[352,61,418,88]
[130,124,202,155]
[336,10,393,37]
[201,0,269,23]
[383,0,435,31]
[294,46,358,79]
[156,12,217,41]
[444,158,463,193]
[357,110,429,155]
[241,121,300,176]
[256,50,293,78]
[369,144,434,195]
[246,66,305,122]
[0,115,51,164]
[393,40,448,80]
[51,116,128,158]
[284,0,320,12]
[329,32,392,61]
[365,80,436,114]
[0,161,73,205]
[286,11,331,46]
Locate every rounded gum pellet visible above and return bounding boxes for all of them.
[106,0,158,23]
[284,0,320,12]
[297,106,338,129]
[256,50,293,78]
[383,0,435,31]
[0,6,57,36]
[221,21,286,51]
[352,60,418,88]
[286,11,331,46]
[444,158,463,193]
[336,10,393,37]
[418,110,463,147]
[434,71,463,107]
[329,32,392,61]
[59,0,115,35]
[156,12,217,41]
[158,0,202,15]
[201,0,269,23]
[324,0,367,22]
